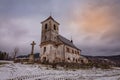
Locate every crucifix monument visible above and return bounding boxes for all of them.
[29,41,36,63]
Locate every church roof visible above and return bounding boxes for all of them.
[41,16,60,25]
[58,35,81,51]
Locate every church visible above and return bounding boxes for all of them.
[40,16,87,63]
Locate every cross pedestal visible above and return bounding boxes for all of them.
[29,41,36,63]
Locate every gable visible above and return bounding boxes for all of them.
[41,16,60,25]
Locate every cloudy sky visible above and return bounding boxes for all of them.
[0,0,120,56]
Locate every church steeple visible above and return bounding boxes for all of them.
[40,16,59,45]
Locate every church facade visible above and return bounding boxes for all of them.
[40,16,87,63]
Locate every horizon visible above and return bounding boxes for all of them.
[16,52,120,57]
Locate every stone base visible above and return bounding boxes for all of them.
[29,54,34,63]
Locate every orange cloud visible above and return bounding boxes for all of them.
[69,5,113,36]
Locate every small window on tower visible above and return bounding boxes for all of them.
[45,24,47,29]
[54,24,56,30]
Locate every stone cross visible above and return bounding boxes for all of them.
[31,41,36,55]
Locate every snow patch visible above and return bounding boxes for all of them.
[0,61,120,80]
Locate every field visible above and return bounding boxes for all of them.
[0,61,120,80]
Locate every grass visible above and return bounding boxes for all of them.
[0,62,8,65]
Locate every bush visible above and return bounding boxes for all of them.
[41,61,111,69]
[0,62,8,65]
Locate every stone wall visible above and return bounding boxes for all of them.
[64,45,81,63]
[40,43,84,63]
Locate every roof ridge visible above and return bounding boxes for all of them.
[58,35,81,50]
[59,35,71,43]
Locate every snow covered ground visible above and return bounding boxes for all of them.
[0,61,120,80]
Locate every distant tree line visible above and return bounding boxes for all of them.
[0,51,9,60]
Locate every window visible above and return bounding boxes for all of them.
[66,47,70,52]
[54,24,56,30]
[43,47,46,53]
[43,57,46,62]
[54,37,57,41]
[73,58,75,61]
[77,51,79,55]
[76,59,77,62]
[68,58,70,60]
[45,24,47,29]
[81,60,84,63]
[72,50,74,54]
[75,51,77,54]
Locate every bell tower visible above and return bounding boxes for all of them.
[40,16,60,63]
[40,16,59,45]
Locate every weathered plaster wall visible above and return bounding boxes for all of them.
[64,45,81,63]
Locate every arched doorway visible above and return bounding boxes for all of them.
[43,57,46,62]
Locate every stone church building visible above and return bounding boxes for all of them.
[40,16,87,63]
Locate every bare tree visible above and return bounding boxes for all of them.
[14,47,19,61]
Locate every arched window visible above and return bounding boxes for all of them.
[54,24,56,30]
[73,58,75,61]
[43,57,46,62]
[66,47,70,52]
[77,51,79,55]
[76,59,78,62]
[43,47,46,53]
[72,50,74,54]
[81,60,84,64]
[45,24,47,29]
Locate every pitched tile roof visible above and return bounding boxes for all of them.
[41,16,60,25]
[58,35,81,51]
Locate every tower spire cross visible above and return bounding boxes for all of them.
[50,12,52,16]
[31,41,36,55]
[71,36,73,43]
[50,11,53,17]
